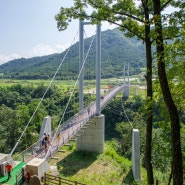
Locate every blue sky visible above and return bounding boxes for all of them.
[0,1,176,65]
[0,0,114,65]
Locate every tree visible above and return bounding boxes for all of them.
[56,1,155,183]
[55,0,184,183]
[0,105,22,153]
[152,0,183,184]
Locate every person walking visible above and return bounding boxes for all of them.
[87,107,90,114]
[6,162,13,180]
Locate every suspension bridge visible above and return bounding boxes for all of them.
[0,21,138,185]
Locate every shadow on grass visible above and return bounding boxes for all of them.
[123,169,135,184]
[57,150,99,176]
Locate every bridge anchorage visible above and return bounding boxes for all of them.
[0,21,141,184]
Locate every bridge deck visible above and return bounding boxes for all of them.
[14,85,124,162]
[0,85,124,185]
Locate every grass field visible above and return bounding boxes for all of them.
[0,78,146,97]
[48,143,147,185]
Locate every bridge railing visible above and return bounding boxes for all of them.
[45,112,95,160]
[12,138,44,162]
[100,85,124,110]
[13,85,124,162]
[15,169,24,185]
[43,100,99,160]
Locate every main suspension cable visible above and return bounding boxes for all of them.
[10,32,79,156]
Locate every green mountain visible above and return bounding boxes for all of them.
[0,28,146,80]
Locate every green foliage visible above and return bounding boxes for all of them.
[102,95,185,183]
[0,80,184,183]
[0,105,22,153]
[0,83,66,153]
[104,141,131,166]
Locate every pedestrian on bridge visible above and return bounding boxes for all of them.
[6,162,12,180]
[57,133,60,148]
[47,134,50,145]
[43,134,49,153]
[87,107,90,114]
[41,133,49,151]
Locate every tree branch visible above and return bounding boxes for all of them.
[88,0,144,23]
[161,0,173,11]
[84,12,145,41]
[112,11,144,23]
[105,18,145,40]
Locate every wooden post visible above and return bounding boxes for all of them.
[44,173,46,185]
[59,177,61,185]
[156,180,159,185]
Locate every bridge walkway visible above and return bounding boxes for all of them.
[14,85,124,163]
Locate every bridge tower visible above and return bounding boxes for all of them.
[77,20,105,153]
[123,63,130,98]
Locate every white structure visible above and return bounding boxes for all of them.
[26,158,50,179]
[79,21,101,116]
[76,115,105,153]
[123,64,130,98]
[0,153,16,176]
[78,21,104,153]
[36,116,51,148]
[132,129,141,181]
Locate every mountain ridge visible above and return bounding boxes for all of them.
[0,28,146,80]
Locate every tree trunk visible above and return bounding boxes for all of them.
[152,0,183,184]
[144,4,154,184]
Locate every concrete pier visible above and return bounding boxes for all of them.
[26,158,50,179]
[76,114,105,153]
[132,129,141,181]
[36,116,51,148]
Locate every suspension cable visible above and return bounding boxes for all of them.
[120,97,133,129]
[58,33,95,126]
[45,33,95,159]
[10,32,79,156]
[84,30,92,107]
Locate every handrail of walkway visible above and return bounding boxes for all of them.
[100,85,124,110]
[43,85,124,160]
[12,138,43,163]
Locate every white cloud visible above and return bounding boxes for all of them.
[0,54,21,65]
[55,43,71,53]
[30,44,54,57]
[30,43,70,57]
[0,43,71,65]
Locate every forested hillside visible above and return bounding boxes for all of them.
[0,28,145,80]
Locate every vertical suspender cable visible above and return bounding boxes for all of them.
[45,34,95,159]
